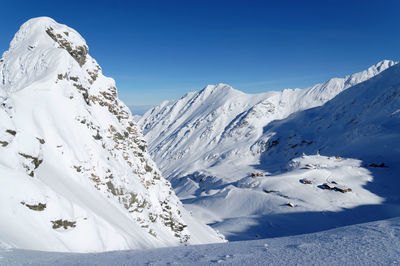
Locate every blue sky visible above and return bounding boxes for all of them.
[1,0,399,109]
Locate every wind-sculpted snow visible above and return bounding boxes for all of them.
[140,60,399,240]
[0,17,223,252]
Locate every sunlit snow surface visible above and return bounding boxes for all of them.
[0,17,223,252]
[178,155,386,240]
[140,61,400,241]
[1,217,400,265]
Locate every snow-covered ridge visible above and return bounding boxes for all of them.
[0,17,223,252]
[261,61,400,173]
[139,59,396,178]
[139,59,399,240]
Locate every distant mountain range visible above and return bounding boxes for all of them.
[139,59,400,240]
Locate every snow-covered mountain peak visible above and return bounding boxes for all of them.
[203,83,235,93]
[1,17,101,94]
[140,60,396,180]
[0,17,223,252]
[300,60,397,106]
[344,59,397,86]
[194,83,243,101]
[9,17,86,51]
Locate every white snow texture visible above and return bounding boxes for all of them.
[140,60,400,240]
[0,17,223,252]
[1,217,400,265]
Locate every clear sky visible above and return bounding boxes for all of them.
[1,0,399,108]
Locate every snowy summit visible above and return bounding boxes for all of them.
[0,17,223,252]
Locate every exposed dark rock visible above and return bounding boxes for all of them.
[267,138,279,150]
[145,164,153,173]
[46,27,88,67]
[36,137,45,144]
[72,83,90,105]
[51,219,76,230]
[69,76,79,82]
[299,178,312,184]
[263,189,278,193]
[18,153,43,169]
[318,182,352,193]
[92,131,102,140]
[6,129,16,136]
[21,201,46,211]
[0,141,8,147]
[251,172,263,177]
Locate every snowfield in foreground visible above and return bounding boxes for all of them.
[1,217,399,265]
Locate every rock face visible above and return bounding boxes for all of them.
[0,17,223,252]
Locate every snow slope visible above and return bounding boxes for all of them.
[139,60,400,240]
[139,60,395,179]
[260,61,400,173]
[1,216,399,265]
[0,17,223,252]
